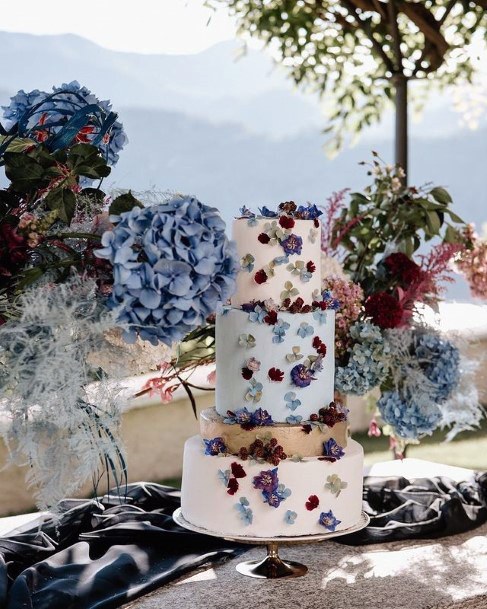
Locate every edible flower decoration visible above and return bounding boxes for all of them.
[307,402,349,429]
[286,346,304,363]
[224,407,273,430]
[272,319,290,343]
[319,510,341,532]
[253,468,292,508]
[226,461,247,495]
[238,333,256,348]
[240,253,255,273]
[297,322,314,338]
[244,378,264,403]
[290,364,316,388]
[239,437,287,465]
[268,367,284,382]
[203,437,227,456]
[325,474,348,497]
[281,234,303,256]
[320,438,345,462]
[305,495,320,511]
[235,497,253,525]
[285,510,297,524]
[312,336,327,356]
[284,391,302,411]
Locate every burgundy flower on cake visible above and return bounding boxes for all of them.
[264,310,278,325]
[227,478,239,495]
[290,364,315,388]
[280,234,303,256]
[318,402,348,427]
[312,336,327,356]
[268,367,284,382]
[306,261,316,273]
[253,468,279,493]
[241,367,253,380]
[279,215,295,229]
[258,233,271,244]
[320,438,345,462]
[305,495,320,511]
[254,269,268,284]
[318,510,341,532]
[301,424,313,435]
[203,437,227,456]
[231,462,247,479]
[364,292,404,329]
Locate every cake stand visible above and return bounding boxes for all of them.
[173,508,369,579]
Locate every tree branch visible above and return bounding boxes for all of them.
[340,0,395,73]
[387,0,404,73]
[411,0,455,77]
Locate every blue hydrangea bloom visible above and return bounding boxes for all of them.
[248,305,267,324]
[335,321,390,395]
[378,390,443,439]
[414,333,460,403]
[95,195,239,345]
[3,81,127,165]
[235,498,253,525]
[258,206,278,217]
[285,510,297,524]
[297,322,314,338]
[284,391,302,411]
[272,319,290,343]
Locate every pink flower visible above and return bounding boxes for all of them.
[246,357,261,372]
[206,369,217,386]
[368,419,381,437]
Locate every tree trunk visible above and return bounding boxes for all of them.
[393,74,409,183]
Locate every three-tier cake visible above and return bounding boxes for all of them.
[180,203,364,537]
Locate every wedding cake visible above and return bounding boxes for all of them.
[180,203,364,537]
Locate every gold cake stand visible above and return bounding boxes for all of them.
[173,508,369,579]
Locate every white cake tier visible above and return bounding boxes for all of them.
[232,217,322,307]
[181,435,364,537]
[215,308,335,422]
[200,407,348,455]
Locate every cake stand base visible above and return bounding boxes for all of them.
[173,509,369,579]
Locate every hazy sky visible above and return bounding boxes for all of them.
[0,0,237,54]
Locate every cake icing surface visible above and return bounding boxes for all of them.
[180,203,363,538]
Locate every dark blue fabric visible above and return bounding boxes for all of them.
[0,483,244,609]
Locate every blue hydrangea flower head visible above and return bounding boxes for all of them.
[378,390,442,439]
[95,195,239,345]
[414,333,460,403]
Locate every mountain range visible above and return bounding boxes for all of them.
[0,31,485,300]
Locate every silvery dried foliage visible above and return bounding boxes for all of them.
[0,277,127,510]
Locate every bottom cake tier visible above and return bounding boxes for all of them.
[181,435,364,537]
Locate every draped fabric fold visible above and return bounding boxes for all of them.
[0,474,486,609]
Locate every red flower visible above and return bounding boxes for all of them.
[384,252,423,285]
[365,292,404,329]
[254,269,268,284]
[289,297,305,313]
[75,125,96,143]
[305,495,319,511]
[301,424,312,434]
[264,310,278,325]
[268,367,284,382]
[306,261,316,273]
[258,233,271,244]
[231,462,247,479]
[241,367,253,380]
[227,478,239,495]
[312,336,327,356]
[279,216,295,229]
[314,218,320,228]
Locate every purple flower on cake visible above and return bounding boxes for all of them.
[290,364,316,388]
[262,483,292,508]
[318,510,341,532]
[296,204,322,220]
[204,437,227,456]
[321,438,345,462]
[259,206,278,218]
[253,468,279,493]
[280,234,303,256]
[252,408,274,426]
[224,407,253,425]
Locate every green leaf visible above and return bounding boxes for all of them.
[444,225,462,244]
[44,188,76,224]
[426,211,441,234]
[67,144,111,179]
[109,191,144,216]
[446,210,465,224]
[3,152,47,192]
[430,187,452,205]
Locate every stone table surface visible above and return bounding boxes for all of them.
[122,521,487,609]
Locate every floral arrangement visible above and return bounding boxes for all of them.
[0,84,238,508]
[321,155,485,454]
